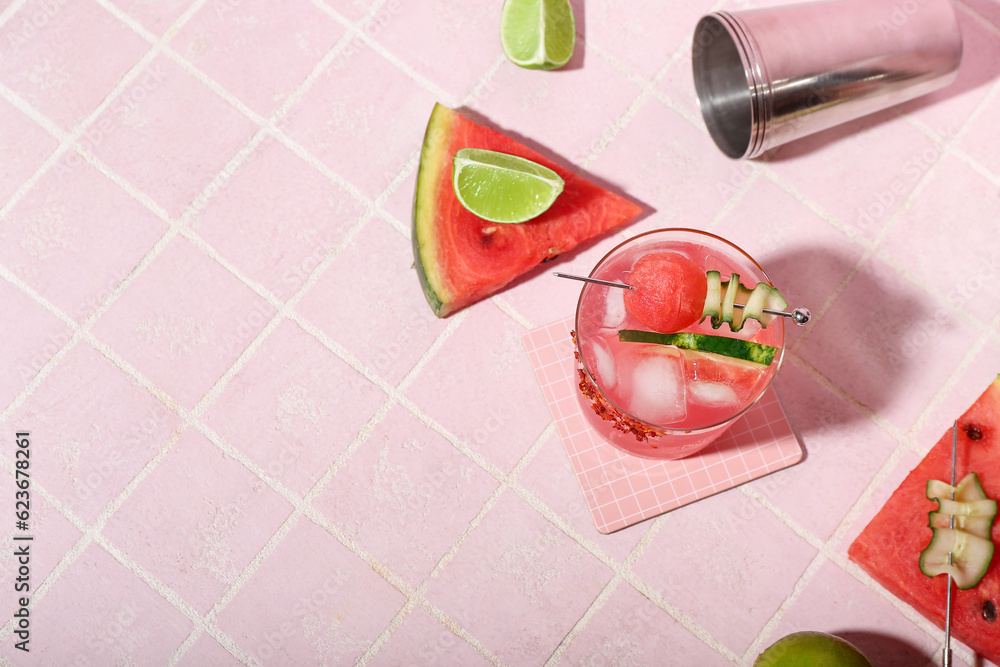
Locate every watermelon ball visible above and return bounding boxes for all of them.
[624,252,707,333]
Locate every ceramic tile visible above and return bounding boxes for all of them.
[632,489,818,655]
[587,97,752,231]
[797,255,981,434]
[0,464,81,613]
[766,110,941,241]
[404,302,550,473]
[108,0,193,35]
[91,236,276,409]
[755,362,899,541]
[472,56,644,169]
[216,517,406,665]
[294,218,447,386]
[0,96,58,205]
[0,162,165,321]
[585,0,714,80]
[0,544,192,665]
[913,339,1000,453]
[372,0,501,101]
[962,0,1000,28]
[879,154,1000,326]
[4,2,1000,661]
[174,0,344,117]
[368,606,493,666]
[88,55,257,218]
[205,319,385,496]
[0,279,72,411]
[837,447,922,557]
[561,582,724,665]
[959,79,1000,179]
[0,0,148,130]
[281,43,437,200]
[424,491,613,666]
[175,634,243,666]
[517,428,647,561]
[192,136,367,302]
[101,429,294,614]
[323,0,378,23]
[9,344,181,523]
[759,561,940,667]
[314,404,498,588]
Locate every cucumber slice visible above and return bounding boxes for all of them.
[929,512,995,540]
[927,472,990,503]
[719,273,740,330]
[743,283,788,328]
[702,271,722,325]
[919,527,995,589]
[728,280,754,332]
[956,472,990,502]
[935,498,998,518]
[927,479,954,500]
[618,329,779,365]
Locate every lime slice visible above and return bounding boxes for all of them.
[452,148,565,223]
[618,329,779,366]
[500,0,576,70]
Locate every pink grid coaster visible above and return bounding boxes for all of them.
[523,318,803,534]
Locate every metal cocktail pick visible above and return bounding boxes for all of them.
[553,272,812,326]
[943,420,958,667]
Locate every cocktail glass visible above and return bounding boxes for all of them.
[573,228,785,460]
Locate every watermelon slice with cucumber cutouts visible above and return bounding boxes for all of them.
[413,103,642,317]
[849,376,1000,664]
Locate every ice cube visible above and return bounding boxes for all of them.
[603,285,626,329]
[582,336,616,389]
[688,381,740,407]
[624,348,686,425]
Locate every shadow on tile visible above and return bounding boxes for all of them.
[764,245,932,425]
[837,630,933,667]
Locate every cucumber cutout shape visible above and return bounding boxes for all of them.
[701,272,787,332]
[719,273,740,330]
[928,512,994,540]
[927,472,990,502]
[618,329,779,366]
[919,527,995,590]
[702,271,722,324]
[743,283,787,328]
[935,498,999,518]
[920,470,998,589]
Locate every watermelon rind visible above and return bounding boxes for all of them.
[412,103,452,317]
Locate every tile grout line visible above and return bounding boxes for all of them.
[3,0,996,664]
[353,422,561,666]
[0,5,418,661]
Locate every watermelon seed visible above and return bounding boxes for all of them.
[985,600,997,623]
[963,423,983,440]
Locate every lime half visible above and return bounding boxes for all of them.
[453,148,565,224]
[500,0,576,70]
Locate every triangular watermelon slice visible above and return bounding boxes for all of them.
[849,376,1000,664]
[413,103,642,317]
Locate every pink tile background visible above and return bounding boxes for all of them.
[1,0,999,664]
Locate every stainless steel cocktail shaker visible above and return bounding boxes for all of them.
[692,0,963,159]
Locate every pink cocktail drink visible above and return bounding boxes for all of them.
[574,228,784,459]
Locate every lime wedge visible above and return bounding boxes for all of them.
[452,148,565,223]
[500,0,576,70]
